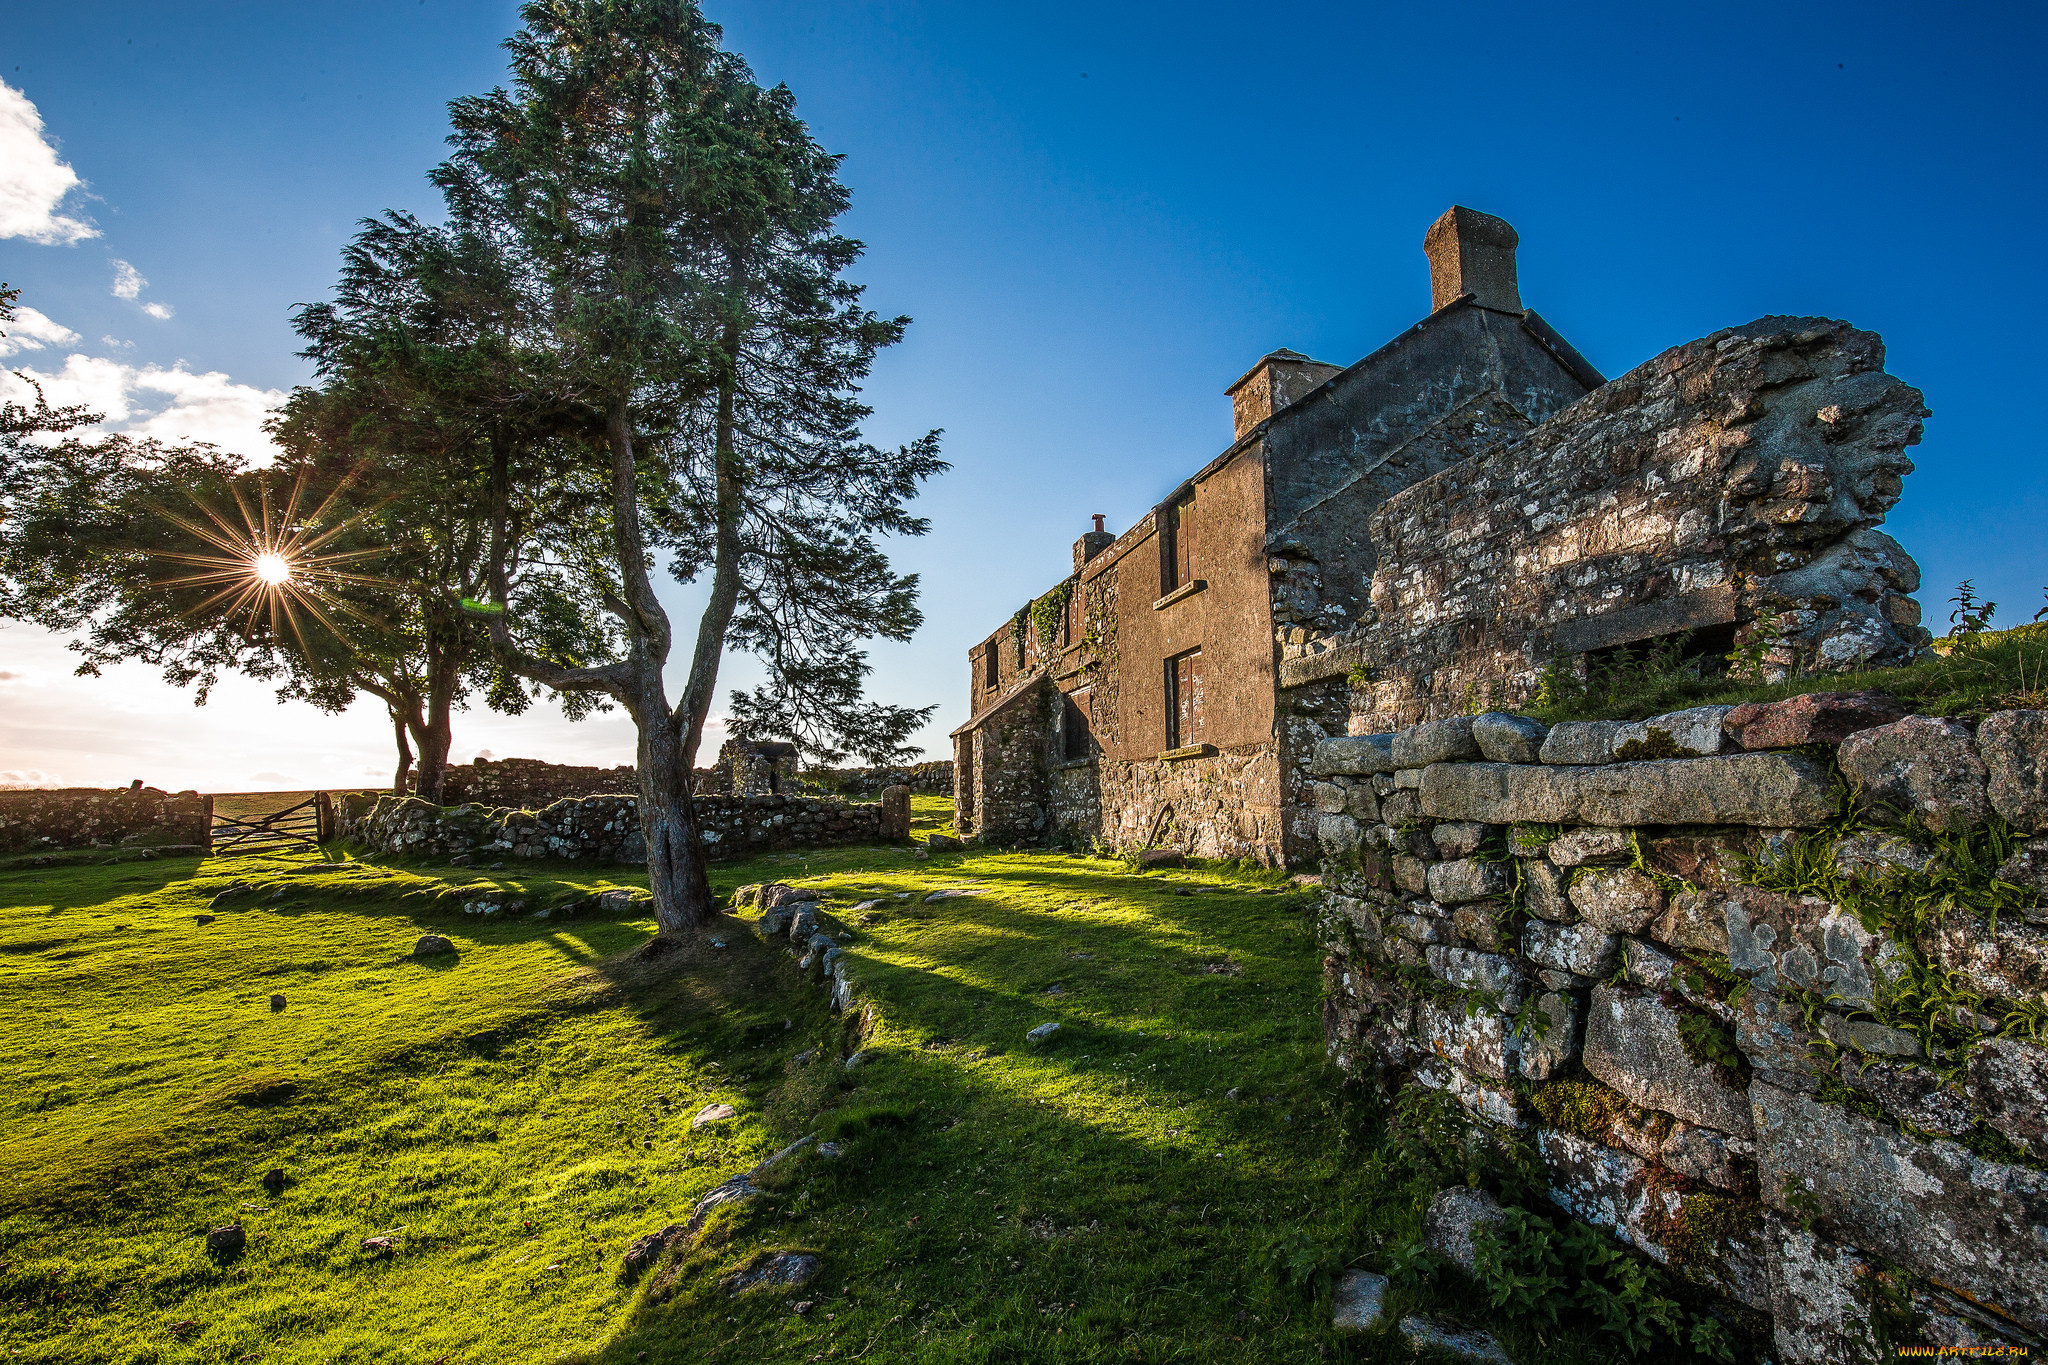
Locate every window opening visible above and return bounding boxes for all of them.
[1164,648,1204,749]
[1062,689,1093,761]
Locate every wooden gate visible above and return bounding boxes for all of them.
[210,793,334,854]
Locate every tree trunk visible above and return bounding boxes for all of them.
[637,696,714,938]
[390,708,414,796]
[414,653,461,805]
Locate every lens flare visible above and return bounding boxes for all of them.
[254,552,292,585]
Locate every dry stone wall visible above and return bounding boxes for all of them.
[0,787,210,854]
[1360,319,1931,730]
[340,789,909,864]
[438,757,640,809]
[1313,697,2048,1359]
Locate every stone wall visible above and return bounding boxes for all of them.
[1312,697,2048,1358]
[439,757,640,809]
[797,760,955,798]
[340,789,911,863]
[1358,318,1931,731]
[0,786,211,854]
[1052,745,1285,862]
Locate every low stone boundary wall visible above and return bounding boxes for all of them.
[0,786,211,854]
[1312,695,2048,1358]
[797,760,954,798]
[339,787,911,863]
[437,757,642,808]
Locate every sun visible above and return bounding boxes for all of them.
[253,552,292,585]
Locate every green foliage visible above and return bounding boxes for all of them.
[1471,1205,1732,1358]
[1027,582,1073,654]
[1263,1228,1345,1298]
[1676,1011,1744,1077]
[1526,621,2048,725]
[1344,662,1372,689]
[1675,954,1749,1009]
[1383,1239,1440,1294]
[1948,579,1997,640]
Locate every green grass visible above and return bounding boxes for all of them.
[2,801,1633,1364]
[1520,622,2048,724]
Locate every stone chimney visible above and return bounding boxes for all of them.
[1074,514,1114,572]
[1424,206,1522,314]
[1225,349,1343,441]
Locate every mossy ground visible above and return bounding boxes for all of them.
[5,798,1624,1364]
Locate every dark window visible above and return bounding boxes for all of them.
[1062,689,1093,761]
[984,646,999,691]
[1161,493,1194,592]
[1164,648,1204,749]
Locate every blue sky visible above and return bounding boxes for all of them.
[2,1,2044,790]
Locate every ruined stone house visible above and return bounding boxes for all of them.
[950,207,1930,866]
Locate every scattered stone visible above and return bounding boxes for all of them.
[1330,1269,1389,1332]
[1584,985,1754,1137]
[623,1225,684,1275]
[1421,752,1836,828]
[1539,719,1634,766]
[925,834,963,852]
[1724,690,1908,750]
[268,994,286,1013]
[1521,859,1573,923]
[362,1234,399,1255]
[194,914,215,926]
[1393,716,1480,768]
[1568,867,1664,933]
[1924,910,2048,1009]
[1838,715,1990,833]
[1309,734,1397,776]
[1752,1080,2048,1328]
[205,1224,245,1255]
[1966,1036,2048,1160]
[1997,837,2048,910]
[1835,1055,1971,1137]
[1831,830,1937,879]
[1724,884,1899,1009]
[1421,1185,1504,1273]
[1523,918,1619,979]
[1472,712,1548,764]
[691,1103,737,1130]
[449,853,474,867]
[817,1142,844,1159]
[261,1168,285,1196]
[1429,821,1489,860]
[1136,848,1185,869]
[1025,1022,1060,1044]
[413,934,455,958]
[1820,1014,1921,1059]
[1546,828,1633,867]
[1979,710,2048,834]
[724,1251,820,1295]
[789,905,821,939]
[1425,858,1508,905]
[844,1050,876,1070]
[1517,992,1581,1082]
[1660,1123,1747,1192]
[1397,1318,1512,1364]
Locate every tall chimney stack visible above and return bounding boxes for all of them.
[1423,206,1522,314]
[1074,516,1114,572]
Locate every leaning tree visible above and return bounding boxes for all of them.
[423,0,943,939]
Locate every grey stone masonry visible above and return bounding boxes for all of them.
[1358,319,1930,731]
[1312,698,2048,1357]
[1420,752,1835,827]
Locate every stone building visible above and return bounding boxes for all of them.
[950,206,1930,866]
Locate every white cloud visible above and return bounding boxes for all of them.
[0,769,64,789]
[100,335,133,350]
[0,82,97,245]
[0,354,285,463]
[0,305,81,357]
[110,259,145,299]
[141,301,173,320]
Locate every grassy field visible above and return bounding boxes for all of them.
[2,797,1637,1364]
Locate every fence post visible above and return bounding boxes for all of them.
[316,791,335,843]
[202,794,215,854]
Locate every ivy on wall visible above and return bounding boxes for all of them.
[1030,581,1074,653]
